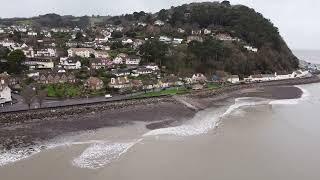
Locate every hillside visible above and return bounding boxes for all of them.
[106,1,299,76]
[0,1,299,77]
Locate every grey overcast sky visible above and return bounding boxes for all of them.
[0,0,319,50]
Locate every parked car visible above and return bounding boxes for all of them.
[105,94,112,98]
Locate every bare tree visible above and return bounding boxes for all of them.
[37,90,47,108]
[21,86,36,109]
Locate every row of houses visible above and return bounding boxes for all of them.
[225,70,311,84]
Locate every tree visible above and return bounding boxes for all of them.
[111,31,123,39]
[139,39,169,66]
[36,90,47,108]
[158,9,169,21]
[21,86,36,109]
[221,1,231,7]
[75,32,84,42]
[7,49,26,74]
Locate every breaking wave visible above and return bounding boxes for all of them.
[72,139,141,169]
[144,97,270,137]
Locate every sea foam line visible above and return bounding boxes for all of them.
[72,139,142,169]
[143,97,269,137]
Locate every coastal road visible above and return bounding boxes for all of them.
[0,92,144,113]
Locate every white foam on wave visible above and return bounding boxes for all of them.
[0,139,106,167]
[269,86,310,105]
[72,139,141,169]
[0,147,42,167]
[144,97,269,137]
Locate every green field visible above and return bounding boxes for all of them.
[137,87,190,98]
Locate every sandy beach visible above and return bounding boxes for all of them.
[0,83,319,180]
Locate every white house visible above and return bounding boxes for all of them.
[24,58,54,70]
[0,39,16,49]
[227,75,240,84]
[172,38,184,44]
[159,36,172,43]
[177,28,185,33]
[145,64,160,71]
[293,70,311,78]
[95,36,109,43]
[35,48,57,57]
[125,57,141,66]
[109,76,131,89]
[60,57,82,70]
[244,45,258,53]
[27,31,38,36]
[245,74,277,82]
[154,20,165,26]
[68,48,96,58]
[122,38,133,45]
[0,74,12,104]
[203,29,212,35]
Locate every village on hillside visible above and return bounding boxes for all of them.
[0,8,318,108]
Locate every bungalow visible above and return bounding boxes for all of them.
[68,48,96,58]
[227,75,240,84]
[109,76,132,89]
[0,73,12,104]
[24,58,54,70]
[85,77,104,90]
[60,57,82,70]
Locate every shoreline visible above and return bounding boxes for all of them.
[0,76,319,151]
